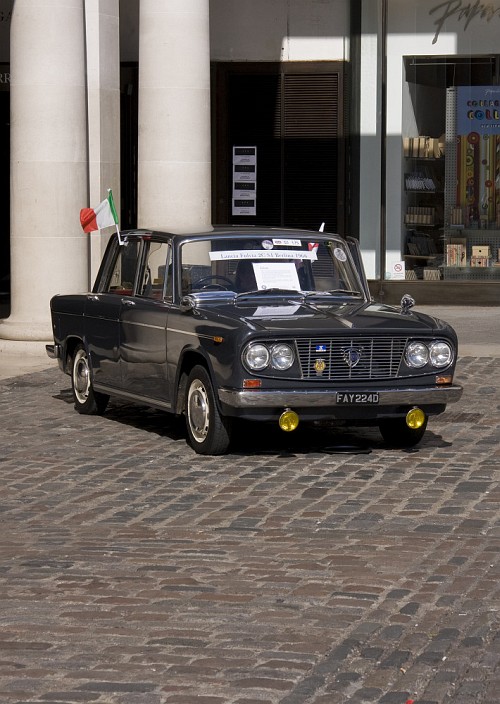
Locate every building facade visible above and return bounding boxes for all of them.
[1,0,499,349]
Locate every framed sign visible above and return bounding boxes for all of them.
[232,146,256,216]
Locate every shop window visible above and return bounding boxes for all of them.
[402,56,500,282]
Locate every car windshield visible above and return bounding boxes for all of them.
[179,235,364,299]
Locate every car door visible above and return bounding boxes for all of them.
[119,240,172,404]
[86,238,142,390]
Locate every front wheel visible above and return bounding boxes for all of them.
[71,344,109,415]
[379,414,428,448]
[185,365,231,455]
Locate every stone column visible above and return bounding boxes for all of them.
[85,0,121,282]
[1,0,88,342]
[137,0,212,233]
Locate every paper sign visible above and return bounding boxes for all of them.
[253,305,301,316]
[389,261,406,280]
[209,249,318,262]
[253,262,301,291]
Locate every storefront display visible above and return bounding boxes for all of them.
[442,86,500,280]
[357,0,500,301]
[403,131,444,280]
[401,57,500,284]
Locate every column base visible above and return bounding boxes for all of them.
[0,337,55,379]
[0,319,53,342]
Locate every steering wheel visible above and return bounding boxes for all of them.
[193,275,233,290]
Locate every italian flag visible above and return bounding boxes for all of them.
[80,190,119,233]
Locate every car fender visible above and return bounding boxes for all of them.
[173,343,220,415]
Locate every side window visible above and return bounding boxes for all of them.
[105,241,141,295]
[138,241,171,300]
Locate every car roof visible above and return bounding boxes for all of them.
[119,225,345,243]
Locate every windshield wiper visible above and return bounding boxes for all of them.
[303,289,362,299]
[235,288,303,300]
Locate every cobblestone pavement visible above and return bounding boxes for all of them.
[0,356,498,704]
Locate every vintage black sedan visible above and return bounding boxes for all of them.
[46,227,463,454]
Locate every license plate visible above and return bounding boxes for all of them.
[336,392,379,405]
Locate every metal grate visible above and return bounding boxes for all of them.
[296,336,408,381]
[445,87,457,228]
[442,266,500,280]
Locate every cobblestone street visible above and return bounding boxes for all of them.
[0,355,498,704]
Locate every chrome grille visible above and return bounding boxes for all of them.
[296,336,408,380]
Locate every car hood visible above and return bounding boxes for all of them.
[200,299,457,339]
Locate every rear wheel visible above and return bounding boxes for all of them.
[185,365,231,455]
[379,414,428,448]
[71,344,109,415]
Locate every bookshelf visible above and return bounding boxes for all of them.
[403,142,445,279]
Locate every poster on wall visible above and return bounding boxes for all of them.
[456,86,500,228]
[232,146,256,216]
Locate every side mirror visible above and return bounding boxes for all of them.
[180,295,196,313]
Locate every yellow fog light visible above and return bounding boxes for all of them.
[279,409,299,432]
[406,407,426,430]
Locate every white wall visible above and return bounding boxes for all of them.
[209,0,349,62]
[117,0,349,63]
[358,1,382,280]
[86,0,121,281]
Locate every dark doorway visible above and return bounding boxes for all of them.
[213,62,347,234]
[120,62,138,230]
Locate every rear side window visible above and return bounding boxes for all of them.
[105,241,141,295]
[138,242,171,300]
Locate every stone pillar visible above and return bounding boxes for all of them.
[1,0,88,342]
[85,0,121,281]
[137,0,212,233]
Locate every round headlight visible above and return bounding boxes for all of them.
[270,343,294,370]
[244,343,270,371]
[405,341,429,368]
[429,341,453,367]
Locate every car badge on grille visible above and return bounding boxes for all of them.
[341,346,363,368]
[315,344,327,353]
[314,359,326,375]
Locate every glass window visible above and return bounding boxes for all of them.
[180,236,364,297]
[402,55,500,282]
[138,241,171,300]
[105,241,140,294]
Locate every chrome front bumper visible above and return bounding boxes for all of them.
[218,384,463,409]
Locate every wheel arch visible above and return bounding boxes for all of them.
[63,336,85,375]
[174,348,218,416]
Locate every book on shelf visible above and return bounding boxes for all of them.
[405,269,418,280]
[404,206,435,225]
[446,243,466,266]
[405,172,436,191]
[472,245,491,258]
[406,231,438,256]
[470,256,489,267]
[403,136,442,159]
[407,242,420,255]
[450,207,464,227]
[424,268,441,280]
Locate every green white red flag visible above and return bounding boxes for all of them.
[80,190,119,233]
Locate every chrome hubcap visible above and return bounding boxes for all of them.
[73,349,90,403]
[187,379,209,443]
